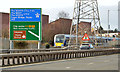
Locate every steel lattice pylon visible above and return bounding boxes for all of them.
[68,0,101,48]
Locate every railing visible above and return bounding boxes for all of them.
[1,48,119,67]
[0,48,68,54]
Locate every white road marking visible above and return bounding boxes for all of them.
[104,60,110,62]
[60,60,67,61]
[88,62,94,65]
[67,59,77,61]
[72,59,76,60]
[66,67,71,69]
[88,57,95,58]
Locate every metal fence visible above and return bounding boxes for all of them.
[1,48,119,67]
[0,38,10,50]
[0,48,68,54]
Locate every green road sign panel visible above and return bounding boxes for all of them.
[10,22,42,41]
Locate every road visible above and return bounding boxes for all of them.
[2,54,119,70]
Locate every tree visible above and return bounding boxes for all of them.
[98,26,104,33]
[2,28,9,38]
[99,26,103,30]
[114,28,118,33]
[58,11,69,19]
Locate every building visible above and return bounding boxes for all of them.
[42,15,49,27]
[78,21,91,35]
[72,21,91,36]
[0,12,9,38]
[43,18,72,44]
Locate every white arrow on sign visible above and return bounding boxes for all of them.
[28,31,39,39]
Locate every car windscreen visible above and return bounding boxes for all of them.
[56,35,64,43]
[82,44,89,45]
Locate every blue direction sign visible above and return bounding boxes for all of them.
[10,8,41,22]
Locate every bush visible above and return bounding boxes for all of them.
[45,43,50,49]
[14,41,28,49]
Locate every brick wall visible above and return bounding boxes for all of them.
[43,18,72,43]
[78,21,91,35]
[2,13,9,38]
[42,15,49,27]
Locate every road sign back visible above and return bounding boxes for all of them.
[82,33,90,41]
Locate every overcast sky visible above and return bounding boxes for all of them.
[0,0,120,30]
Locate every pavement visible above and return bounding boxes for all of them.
[2,54,119,70]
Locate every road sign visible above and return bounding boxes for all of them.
[14,31,26,39]
[10,22,42,40]
[10,8,41,22]
[10,8,42,41]
[82,33,90,41]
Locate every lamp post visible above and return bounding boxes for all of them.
[107,10,110,42]
[107,9,120,41]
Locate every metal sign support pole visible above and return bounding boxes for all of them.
[38,22,41,49]
[10,40,13,50]
[38,41,41,49]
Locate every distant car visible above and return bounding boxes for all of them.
[80,43,94,50]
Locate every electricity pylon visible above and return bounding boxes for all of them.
[68,0,101,48]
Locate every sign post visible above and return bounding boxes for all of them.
[10,40,14,50]
[38,41,41,49]
[10,8,42,49]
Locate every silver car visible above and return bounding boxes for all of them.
[80,43,94,50]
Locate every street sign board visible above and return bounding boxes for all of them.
[82,33,90,41]
[10,8,42,41]
[10,8,41,22]
[14,31,26,39]
[10,22,42,40]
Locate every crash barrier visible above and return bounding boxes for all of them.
[1,48,120,67]
[0,48,67,54]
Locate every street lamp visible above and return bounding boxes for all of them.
[107,9,120,41]
[107,10,110,42]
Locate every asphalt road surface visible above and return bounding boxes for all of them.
[2,54,119,70]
